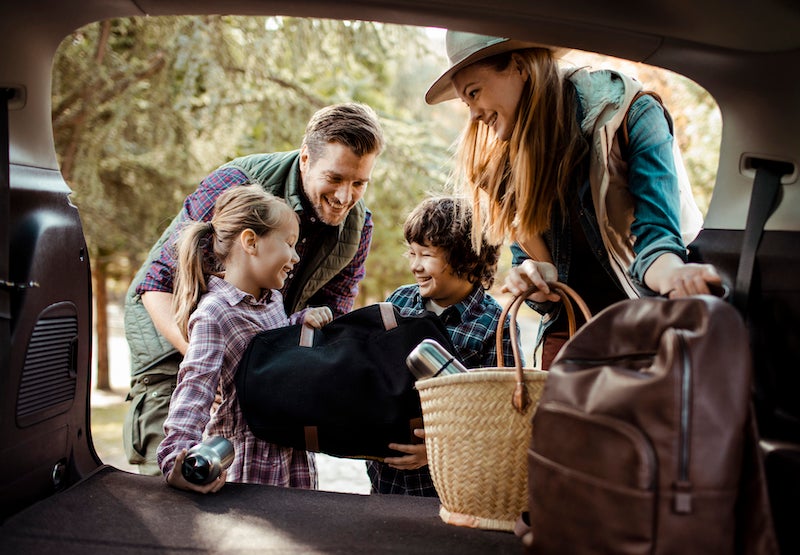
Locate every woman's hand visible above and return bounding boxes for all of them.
[660,263,723,298]
[303,307,333,329]
[502,259,562,302]
[384,429,428,470]
[645,253,723,298]
[166,449,227,494]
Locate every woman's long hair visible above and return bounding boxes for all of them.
[453,48,588,247]
[172,184,296,340]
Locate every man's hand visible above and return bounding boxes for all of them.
[141,291,189,354]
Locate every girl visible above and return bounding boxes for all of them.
[157,184,332,493]
[426,31,722,368]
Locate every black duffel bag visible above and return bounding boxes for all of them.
[235,302,462,460]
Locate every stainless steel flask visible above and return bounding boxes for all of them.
[406,338,468,379]
[181,436,235,485]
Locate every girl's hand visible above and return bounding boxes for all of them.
[303,306,333,329]
[502,260,561,302]
[385,429,428,470]
[166,449,227,494]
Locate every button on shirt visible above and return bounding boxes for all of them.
[157,276,316,487]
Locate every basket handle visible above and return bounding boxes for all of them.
[496,281,592,413]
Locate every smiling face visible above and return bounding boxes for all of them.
[407,241,475,307]
[253,215,301,292]
[299,141,377,226]
[229,214,300,297]
[451,54,528,141]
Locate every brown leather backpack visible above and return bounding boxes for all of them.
[526,295,778,554]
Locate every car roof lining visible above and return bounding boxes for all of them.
[2,0,800,231]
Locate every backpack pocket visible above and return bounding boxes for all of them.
[528,402,657,554]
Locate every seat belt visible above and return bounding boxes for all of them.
[733,160,787,313]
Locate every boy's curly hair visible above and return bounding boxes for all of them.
[403,196,500,289]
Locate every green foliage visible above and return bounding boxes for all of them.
[52,17,449,297]
[52,17,721,305]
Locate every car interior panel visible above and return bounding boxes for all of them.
[1,1,798,553]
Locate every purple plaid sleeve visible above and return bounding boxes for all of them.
[136,168,251,294]
[158,279,315,487]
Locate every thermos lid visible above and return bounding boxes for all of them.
[406,339,466,379]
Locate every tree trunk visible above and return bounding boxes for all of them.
[93,257,111,391]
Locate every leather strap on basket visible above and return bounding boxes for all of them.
[497,282,592,413]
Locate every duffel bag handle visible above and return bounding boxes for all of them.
[299,302,398,347]
[497,281,592,413]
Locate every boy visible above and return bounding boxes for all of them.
[367,196,521,497]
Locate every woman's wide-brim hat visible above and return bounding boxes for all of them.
[425,30,569,105]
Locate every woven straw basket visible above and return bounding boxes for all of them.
[416,282,590,532]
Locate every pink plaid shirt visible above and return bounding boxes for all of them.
[157,276,317,487]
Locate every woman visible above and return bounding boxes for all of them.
[426,31,721,368]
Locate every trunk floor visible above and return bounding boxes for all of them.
[0,465,522,553]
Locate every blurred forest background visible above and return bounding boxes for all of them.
[51,16,721,388]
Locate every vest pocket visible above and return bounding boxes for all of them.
[528,402,657,554]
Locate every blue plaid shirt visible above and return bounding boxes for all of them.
[367,283,521,497]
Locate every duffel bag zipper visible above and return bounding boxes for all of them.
[672,331,693,514]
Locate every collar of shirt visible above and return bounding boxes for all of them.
[408,283,485,324]
[207,275,276,306]
[440,284,486,323]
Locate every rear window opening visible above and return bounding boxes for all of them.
[51,15,721,488]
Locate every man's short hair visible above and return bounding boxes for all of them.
[404,196,500,289]
[302,102,385,160]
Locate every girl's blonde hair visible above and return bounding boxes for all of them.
[172,184,296,340]
[453,48,588,247]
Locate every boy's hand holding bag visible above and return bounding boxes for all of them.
[234,302,463,460]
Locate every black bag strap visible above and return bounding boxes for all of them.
[733,161,787,313]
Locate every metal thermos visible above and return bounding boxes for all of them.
[181,436,235,485]
[406,338,468,379]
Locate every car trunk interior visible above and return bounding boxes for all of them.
[1,1,799,553]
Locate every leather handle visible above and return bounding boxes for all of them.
[496,281,592,413]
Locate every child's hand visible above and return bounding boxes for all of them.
[303,306,333,329]
[384,429,428,470]
[166,448,227,494]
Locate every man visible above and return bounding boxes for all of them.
[123,102,384,475]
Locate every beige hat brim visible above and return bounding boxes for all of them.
[425,39,568,105]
